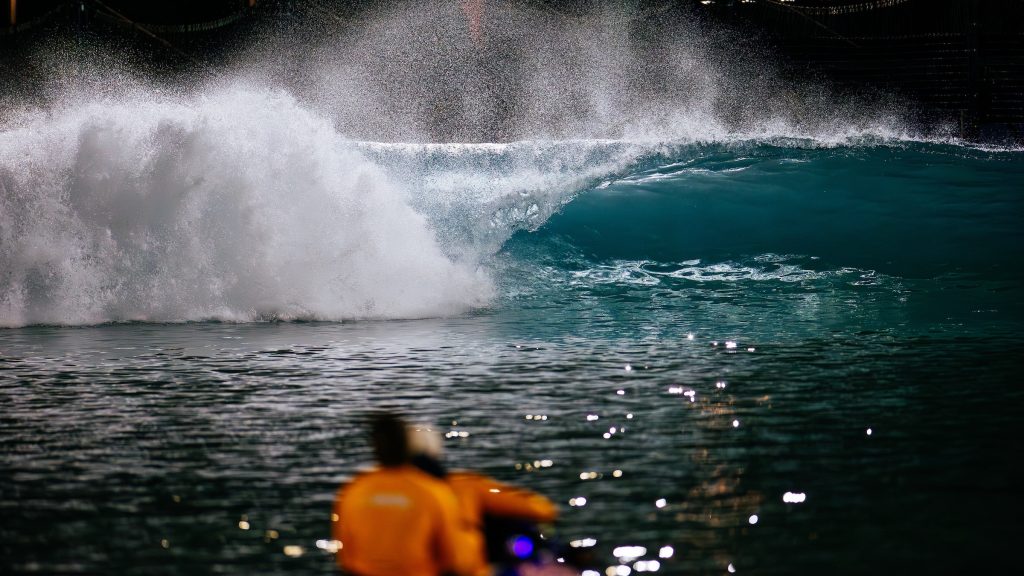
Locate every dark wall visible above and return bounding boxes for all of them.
[4,1,257,29]
[98,0,255,25]
[696,0,1024,140]
[6,0,65,26]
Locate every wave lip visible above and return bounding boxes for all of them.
[0,88,494,328]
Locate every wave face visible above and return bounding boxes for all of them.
[0,89,492,327]
[486,140,1024,340]
[511,142,1024,276]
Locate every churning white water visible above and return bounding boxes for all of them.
[0,88,493,327]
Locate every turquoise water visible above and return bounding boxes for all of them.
[2,134,1022,574]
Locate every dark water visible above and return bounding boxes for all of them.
[2,140,1023,575]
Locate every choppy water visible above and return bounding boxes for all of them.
[3,131,1022,575]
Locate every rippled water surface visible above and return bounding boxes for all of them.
[2,312,1022,575]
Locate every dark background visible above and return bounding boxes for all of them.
[2,0,1023,142]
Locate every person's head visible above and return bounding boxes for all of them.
[369,412,409,467]
[407,424,444,459]
[407,424,446,478]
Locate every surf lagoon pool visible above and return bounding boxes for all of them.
[2,2,1023,573]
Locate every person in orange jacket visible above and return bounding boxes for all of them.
[331,413,471,576]
[407,424,561,576]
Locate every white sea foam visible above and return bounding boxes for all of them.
[246,1,917,145]
[567,258,900,287]
[0,88,493,327]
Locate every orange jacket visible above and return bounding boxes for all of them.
[332,465,468,576]
[448,472,558,576]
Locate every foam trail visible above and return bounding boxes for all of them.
[0,88,493,327]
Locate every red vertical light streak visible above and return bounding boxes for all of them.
[460,0,484,46]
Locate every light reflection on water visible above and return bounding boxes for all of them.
[1,313,1021,575]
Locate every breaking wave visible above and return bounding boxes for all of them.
[0,88,493,327]
[5,2,1015,328]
